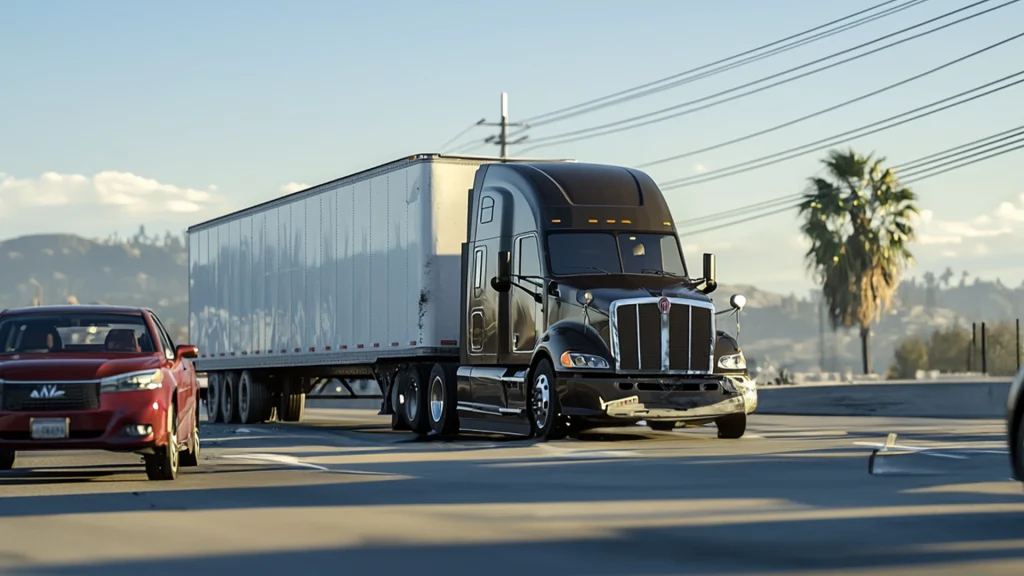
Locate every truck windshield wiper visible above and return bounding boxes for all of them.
[562,265,613,275]
[641,268,682,277]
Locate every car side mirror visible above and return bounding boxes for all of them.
[730,294,746,311]
[490,250,512,293]
[702,252,718,294]
[176,344,199,360]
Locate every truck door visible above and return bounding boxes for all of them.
[509,233,543,362]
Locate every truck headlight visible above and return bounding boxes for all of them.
[101,369,164,393]
[718,352,746,370]
[560,351,610,369]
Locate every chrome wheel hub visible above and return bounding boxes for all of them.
[532,374,551,429]
[429,375,444,423]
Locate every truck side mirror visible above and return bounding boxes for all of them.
[702,252,717,294]
[491,250,512,293]
[729,294,746,311]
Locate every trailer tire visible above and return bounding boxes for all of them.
[239,371,272,424]
[402,364,432,436]
[278,377,305,423]
[206,372,222,423]
[221,371,241,424]
[428,363,459,437]
[390,374,410,431]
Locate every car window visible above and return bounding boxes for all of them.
[0,313,157,354]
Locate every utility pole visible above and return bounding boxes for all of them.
[482,92,528,159]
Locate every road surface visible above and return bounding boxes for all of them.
[0,410,1021,575]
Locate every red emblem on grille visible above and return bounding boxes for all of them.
[657,297,671,314]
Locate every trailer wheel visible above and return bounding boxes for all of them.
[206,372,222,423]
[715,413,746,439]
[402,364,432,436]
[389,373,410,431]
[221,371,241,424]
[239,371,273,424]
[278,376,305,423]
[428,363,459,437]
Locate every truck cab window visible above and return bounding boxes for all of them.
[619,234,686,276]
[479,196,494,224]
[547,232,620,275]
[517,235,541,286]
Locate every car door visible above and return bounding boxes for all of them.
[150,313,192,441]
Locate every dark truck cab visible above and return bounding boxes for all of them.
[429,160,753,439]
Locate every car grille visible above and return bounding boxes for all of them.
[0,381,101,412]
[613,299,714,373]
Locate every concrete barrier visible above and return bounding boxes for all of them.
[755,379,1013,419]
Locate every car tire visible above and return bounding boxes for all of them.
[0,450,14,471]
[145,404,180,481]
[649,421,677,432]
[180,405,201,468]
[715,413,746,439]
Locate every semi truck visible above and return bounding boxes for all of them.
[187,153,756,440]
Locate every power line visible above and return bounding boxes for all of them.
[518,0,932,128]
[660,71,1024,190]
[517,0,1017,152]
[675,129,1024,236]
[677,124,1024,229]
[636,30,1024,170]
[438,119,485,152]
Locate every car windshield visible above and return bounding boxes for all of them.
[0,313,157,355]
[547,232,687,276]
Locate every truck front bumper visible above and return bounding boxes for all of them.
[559,374,749,424]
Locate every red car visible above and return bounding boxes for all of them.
[0,305,201,481]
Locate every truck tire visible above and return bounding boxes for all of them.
[402,364,432,436]
[239,370,273,424]
[0,450,14,471]
[428,363,459,437]
[715,413,746,439]
[221,371,241,424]
[206,372,222,423]
[1012,408,1024,482]
[389,374,410,431]
[278,376,305,423]
[528,359,567,441]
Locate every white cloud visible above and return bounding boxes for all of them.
[0,169,231,238]
[280,182,309,195]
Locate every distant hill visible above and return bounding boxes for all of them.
[2,232,1020,375]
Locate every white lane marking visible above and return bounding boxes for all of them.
[218,453,393,475]
[854,441,1009,459]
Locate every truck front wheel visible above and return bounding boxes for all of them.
[528,359,567,441]
[715,413,747,439]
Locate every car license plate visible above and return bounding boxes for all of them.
[30,418,68,440]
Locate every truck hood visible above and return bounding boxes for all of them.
[0,354,163,381]
[554,275,714,314]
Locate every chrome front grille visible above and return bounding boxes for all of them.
[610,297,715,374]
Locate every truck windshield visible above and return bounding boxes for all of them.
[547,232,687,276]
[0,313,157,355]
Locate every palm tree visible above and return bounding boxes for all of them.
[799,148,919,375]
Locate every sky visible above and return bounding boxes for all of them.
[1,0,1022,297]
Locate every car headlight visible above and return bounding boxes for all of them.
[100,369,164,393]
[718,352,746,370]
[560,351,610,369]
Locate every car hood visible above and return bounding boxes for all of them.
[0,354,163,381]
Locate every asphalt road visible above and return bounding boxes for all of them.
[1,409,1022,575]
